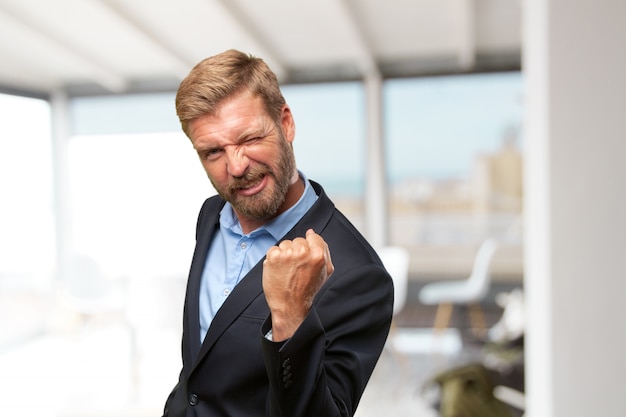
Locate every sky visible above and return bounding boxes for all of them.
[283,71,523,194]
[384,72,523,181]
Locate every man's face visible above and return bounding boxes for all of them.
[188,89,297,223]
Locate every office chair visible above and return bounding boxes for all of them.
[418,239,499,338]
[377,246,410,317]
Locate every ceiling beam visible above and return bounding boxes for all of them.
[97,0,194,80]
[333,0,380,78]
[458,0,477,69]
[212,0,288,81]
[0,1,127,93]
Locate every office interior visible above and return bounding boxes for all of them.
[0,1,624,416]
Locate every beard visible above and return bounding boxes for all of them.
[212,134,296,221]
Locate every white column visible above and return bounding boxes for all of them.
[524,1,626,416]
[364,72,388,249]
[50,90,74,282]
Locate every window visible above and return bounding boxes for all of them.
[0,93,54,346]
[282,82,366,229]
[384,72,524,280]
[0,93,54,286]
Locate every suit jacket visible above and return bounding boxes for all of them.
[163,181,394,417]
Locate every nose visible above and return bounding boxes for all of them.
[225,145,249,177]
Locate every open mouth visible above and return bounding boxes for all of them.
[234,174,268,197]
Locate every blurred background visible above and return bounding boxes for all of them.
[0,1,624,417]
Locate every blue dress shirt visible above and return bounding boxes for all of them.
[199,173,318,342]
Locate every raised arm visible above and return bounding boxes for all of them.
[261,231,393,417]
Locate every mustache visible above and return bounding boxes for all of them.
[227,165,272,194]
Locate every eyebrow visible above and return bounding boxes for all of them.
[236,122,274,142]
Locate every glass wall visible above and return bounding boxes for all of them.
[0,93,55,345]
[0,72,524,416]
[283,82,366,199]
[385,72,524,282]
[66,132,211,280]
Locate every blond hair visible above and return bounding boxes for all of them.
[175,49,286,137]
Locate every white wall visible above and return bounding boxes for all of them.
[524,1,626,416]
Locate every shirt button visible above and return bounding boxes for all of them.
[188,393,199,406]
[240,241,247,249]
[223,288,231,296]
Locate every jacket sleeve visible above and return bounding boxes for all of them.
[261,262,394,417]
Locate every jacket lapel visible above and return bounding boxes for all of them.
[190,259,265,374]
[188,181,335,373]
[184,197,224,364]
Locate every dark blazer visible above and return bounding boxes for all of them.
[163,181,394,417]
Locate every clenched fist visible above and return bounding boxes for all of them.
[262,229,334,341]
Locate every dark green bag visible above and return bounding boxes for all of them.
[429,363,515,417]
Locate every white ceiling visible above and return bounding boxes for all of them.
[0,0,521,97]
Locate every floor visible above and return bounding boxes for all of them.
[355,300,506,417]
[0,285,522,417]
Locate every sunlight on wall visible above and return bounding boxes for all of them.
[0,94,54,286]
[67,132,212,279]
[0,121,220,416]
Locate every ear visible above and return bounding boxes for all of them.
[280,104,296,143]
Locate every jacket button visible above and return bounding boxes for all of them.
[188,393,199,406]
[282,357,293,388]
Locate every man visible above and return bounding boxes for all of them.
[163,49,394,417]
